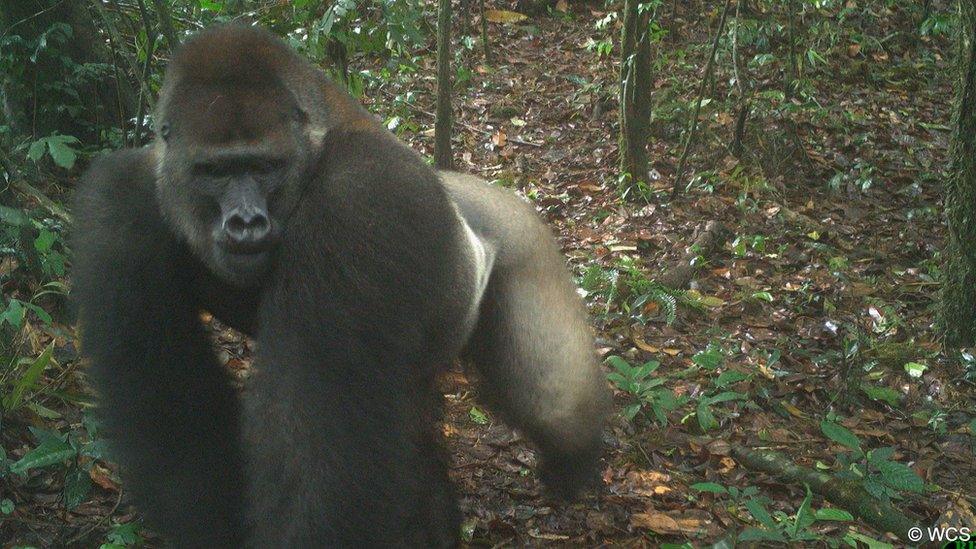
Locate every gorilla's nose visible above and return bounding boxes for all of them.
[223,207,271,250]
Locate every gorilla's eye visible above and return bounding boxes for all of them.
[292,107,309,125]
[159,123,171,141]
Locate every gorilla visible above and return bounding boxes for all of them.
[72,25,608,547]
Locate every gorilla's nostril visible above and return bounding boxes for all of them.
[224,210,270,244]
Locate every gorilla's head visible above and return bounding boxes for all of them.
[151,25,321,287]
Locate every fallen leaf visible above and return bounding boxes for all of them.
[485,9,528,23]
[491,129,507,147]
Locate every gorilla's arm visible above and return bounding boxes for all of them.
[243,130,468,546]
[73,150,243,546]
[441,171,609,498]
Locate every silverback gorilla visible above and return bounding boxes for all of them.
[72,25,609,547]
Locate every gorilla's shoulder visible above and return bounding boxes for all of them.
[74,148,162,234]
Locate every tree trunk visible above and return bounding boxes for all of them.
[940,0,976,346]
[618,0,653,190]
[434,0,454,170]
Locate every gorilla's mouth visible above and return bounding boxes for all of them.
[211,242,276,286]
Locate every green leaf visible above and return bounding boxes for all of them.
[692,347,723,370]
[704,391,746,405]
[27,139,46,162]
[843,531,893,549]
[34,229,56,252]
[64,465,92,510]
[861,384,901,406]
[690,482,727,494]
[3,342,54,412]
[106,521,142,545]
[0,498,13,514]
[468,406,489,425]
[46,136,78,169]
[0,205,30,226]
[820,420,861,451]
[697,401,718,431]
[715,370,749,388]
[815,508,853,521]
[622,402,642,421]
[605,355,633,376]
[24,302,52,325]
[792,486,815,538]
[867,447,895,465]
[0,299,26,330]
[26,401,61,419]
[744,497,777,529]
[903,361,927,378]
[751,291,774,302]
[875,459,924,493]
[10,435,75,474]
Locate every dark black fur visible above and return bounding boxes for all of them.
[73,25,607,547]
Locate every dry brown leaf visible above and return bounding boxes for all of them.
[633,336,660,353]
[631,511,704,535]
[491,129,507,147]
[485,9,528,23]
[89,463,119,491]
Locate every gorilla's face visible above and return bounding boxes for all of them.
[153,81,315,287]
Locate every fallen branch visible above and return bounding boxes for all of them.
[10,179,72,223]
[731,445,916,542]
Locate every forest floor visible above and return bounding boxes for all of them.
[3,3,976,548]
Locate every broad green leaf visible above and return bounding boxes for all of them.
[843,531,893,549]
[875,459,924,493]
[820,420,861,451]
[34,229,56,252]
[605,355,633,376]
[622,402,642,421]
[792,486,815,537]
[692,348,723,370]
[0,299,26,330]
[744,497,777,529]
[106,521,142,545]
[468,406,489,425]
[28,139,46,162]
[3,342,54,411]
[903,362,927,378]
[46,137,77,169]
[861,384,901,406]
[715,370,749,388]
[0,205,29,226]
[697,401,718,431]
[690,482,727,494]
[815,508,853,521]
[0,499,12,514]
[10,435,75,474]
[64,465,92,509]
[704,391,746,405]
